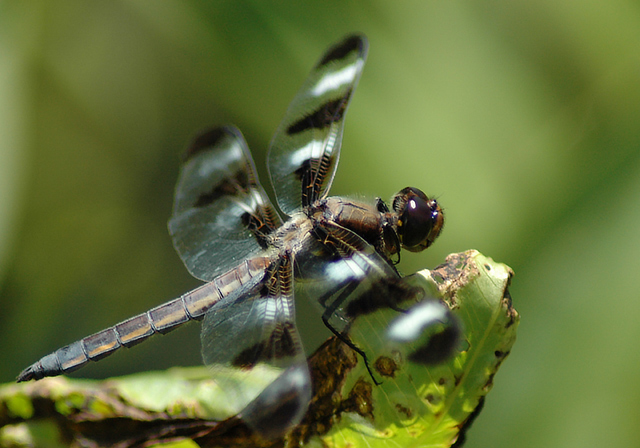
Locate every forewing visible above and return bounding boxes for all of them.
[267,35,368,216]
[169,126,282,281]
[200,256,311,438]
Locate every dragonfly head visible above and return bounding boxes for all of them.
[392,187,444,252]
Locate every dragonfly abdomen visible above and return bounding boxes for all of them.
[16,257,269,382]
[15,289,212,382]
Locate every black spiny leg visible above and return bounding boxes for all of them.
[319,281,382,386]
[376,197,402,267]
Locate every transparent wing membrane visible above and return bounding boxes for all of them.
[170,126,281,281]
[267,35,368,215]
[200,255,310,438]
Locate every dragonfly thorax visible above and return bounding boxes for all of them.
[306,196,399,262]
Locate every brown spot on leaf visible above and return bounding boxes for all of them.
[340,378,374,420]
[374,356,398,378]
[425,393,442,406]
[503,287,519,328]
[285,338,358,445]
[395,403,413,419]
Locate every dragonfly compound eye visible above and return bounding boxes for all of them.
[393,187,444,252]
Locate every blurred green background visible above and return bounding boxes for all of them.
[1,1,639,447]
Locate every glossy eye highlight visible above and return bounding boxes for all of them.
[393,187,444,252]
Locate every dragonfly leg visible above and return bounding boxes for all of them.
[320,282,382,386]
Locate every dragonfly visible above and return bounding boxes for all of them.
[17,34,445,439]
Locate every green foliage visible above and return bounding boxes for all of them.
[1,2,639,447]
[0,251,517,447]
[315,251,517,447]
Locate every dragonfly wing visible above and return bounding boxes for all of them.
[169,126,282,281]
[267,35,368,216]
[295,221,424,333]
[200,255,310,438]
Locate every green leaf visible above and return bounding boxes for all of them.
[286,250,518,447]
[0,251,518,448]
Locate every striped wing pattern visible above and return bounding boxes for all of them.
[169,126,282,282]
[267,35,368,216]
